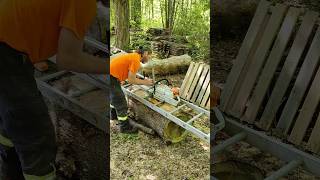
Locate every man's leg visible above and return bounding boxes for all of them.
[110,77,137,133]
[0,129,24,180]
[0,43,56,179]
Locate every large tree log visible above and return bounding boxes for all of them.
[128,89,189,143]
[141,54,192,75]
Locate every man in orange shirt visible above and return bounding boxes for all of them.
[0,0,107,179]
[110,47,153,133]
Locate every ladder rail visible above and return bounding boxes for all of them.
[122,85,210,143]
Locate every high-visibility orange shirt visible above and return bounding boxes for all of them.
[0,0,96,64]
[110,53,141,81]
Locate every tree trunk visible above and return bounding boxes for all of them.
[114,0,130,50]
[141,54,192,75]
[129,96,187,143]
[131,0,142,28]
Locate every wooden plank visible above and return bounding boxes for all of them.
[256,11,319,130]
[206,98,210,109]
[307,112,320,153]
[220,0,271,111]
[190,65,210,102]
[289,67,320,145]
[186,64,205,100]
[201,82,210,107]
[225,9,271,115]
[181,63,200,99]
[196,69,210,105]
[277,26,320,134]
[230,4,288,118]
[180,62,195,96]
[242,8,300,123]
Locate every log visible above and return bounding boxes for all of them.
[129,119,155,135]
[128,89,190,143]
[141,54,192,75]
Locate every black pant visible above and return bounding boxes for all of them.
[109,76,128,120]
[0,43,56,176]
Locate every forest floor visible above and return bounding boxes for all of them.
[211,38,320,179]
[110,73,210,180]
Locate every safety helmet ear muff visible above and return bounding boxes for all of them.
[138,46,144,56]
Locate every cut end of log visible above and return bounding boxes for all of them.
[163,122,188,143]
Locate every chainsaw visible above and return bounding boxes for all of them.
[147,79,181,106]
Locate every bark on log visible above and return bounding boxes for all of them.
[141,54,192,75]
[129,98,187,143]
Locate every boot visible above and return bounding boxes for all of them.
[118,120,138,134]
[110,108,117,121]
[0,148,24,180]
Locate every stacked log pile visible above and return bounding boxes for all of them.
[145,28,190,58]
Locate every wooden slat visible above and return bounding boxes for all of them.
[277,26,320,134]
[190,65,209,103]
[180,62,195,96]
[196,69,210,105]
[206,98,210,109]
[181,63,200,99]
[307,112,320,153]
[186,64,205,100]
[230,4,288,118]
[242,7,300,123]
[220,0,271,111]
[225,9,271,115]
[289,67,320,145]
[256,11,319,130]
[201,82,210,107]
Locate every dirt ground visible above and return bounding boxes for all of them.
[214,132,319,179]
[110,73,210,180]
[110,122,209,180]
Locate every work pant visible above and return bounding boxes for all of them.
[109,75,128,121]
[0,43,56,179]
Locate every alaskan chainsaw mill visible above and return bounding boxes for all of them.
[146,79,181,107]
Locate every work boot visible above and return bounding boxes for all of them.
[118,120,138,134]
[0,149,24,180]
[110,108,117,121]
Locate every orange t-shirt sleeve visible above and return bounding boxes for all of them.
[129,54,141,74]
[59,0,96,39]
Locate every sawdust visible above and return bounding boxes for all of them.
[47,102,108,179]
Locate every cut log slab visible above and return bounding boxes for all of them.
[141,54,192,75]
[129,97,188,143]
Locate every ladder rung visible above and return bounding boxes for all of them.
[169,104,187,114]
[187,112,204,124]
[131,88,140,93]
[154,101,164,106]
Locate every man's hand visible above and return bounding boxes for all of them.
[128,71,154,85]
[56,28,107,74]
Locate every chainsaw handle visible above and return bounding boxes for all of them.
[152,79,171,95]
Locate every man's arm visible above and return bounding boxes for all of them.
[128,71,153,85]
[56,28,108,74]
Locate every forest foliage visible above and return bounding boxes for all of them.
[111,0,210,61]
